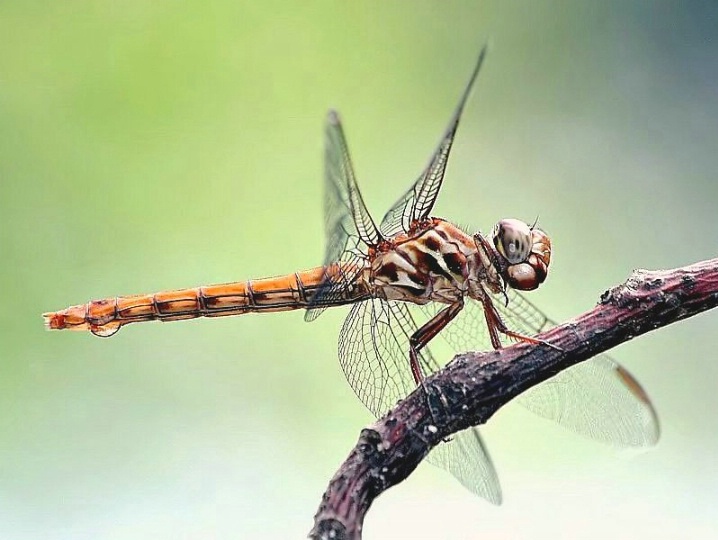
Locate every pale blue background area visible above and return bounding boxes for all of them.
[1,2,717,538]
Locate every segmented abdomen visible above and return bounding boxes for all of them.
[43,264,365,337]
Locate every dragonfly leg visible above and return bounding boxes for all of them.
[480,292,560,351]
[409,300,464,384]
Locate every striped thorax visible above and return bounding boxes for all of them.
[368,218,551,306]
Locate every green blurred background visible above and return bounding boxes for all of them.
[1,1,717,538]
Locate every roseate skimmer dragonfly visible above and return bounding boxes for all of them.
[44,46,659,503]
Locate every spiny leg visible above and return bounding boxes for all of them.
[481,291,559,350]
[409,300,464,384]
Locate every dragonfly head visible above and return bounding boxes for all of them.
[490,218,552,291]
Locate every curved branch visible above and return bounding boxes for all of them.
[309,257,718,540]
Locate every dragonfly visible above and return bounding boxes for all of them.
[44,46,659,504]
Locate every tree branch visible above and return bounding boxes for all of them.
[309,257,718,540]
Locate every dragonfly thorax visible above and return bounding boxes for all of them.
[368,219,500,305]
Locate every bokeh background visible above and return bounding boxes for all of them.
[2,2,717,539]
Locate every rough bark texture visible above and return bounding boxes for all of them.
[309,257,718,540]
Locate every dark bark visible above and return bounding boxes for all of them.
[309,257,718,540]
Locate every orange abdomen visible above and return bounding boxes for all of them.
[43,265,364,337]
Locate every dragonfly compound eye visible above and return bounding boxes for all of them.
[493,218,532,265]
[502,227,552,291]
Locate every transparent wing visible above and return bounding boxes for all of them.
[517,353,660,446]
[420,290,660,447]
[380,45,488,237]
[304,252,369,323]
[427,426,502,505]
[306,110,380,321]
[338,298,502,504]
[324,110,381,247]
[339,299,415,413]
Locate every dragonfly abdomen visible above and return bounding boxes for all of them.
[43,266,355,337]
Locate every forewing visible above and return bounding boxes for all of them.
[305,111,378,321]
[324,110,380,247]
[338,298,502,503]
[380,45,488,237]
[422,290,660,447]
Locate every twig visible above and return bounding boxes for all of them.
[309,257,718,540]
